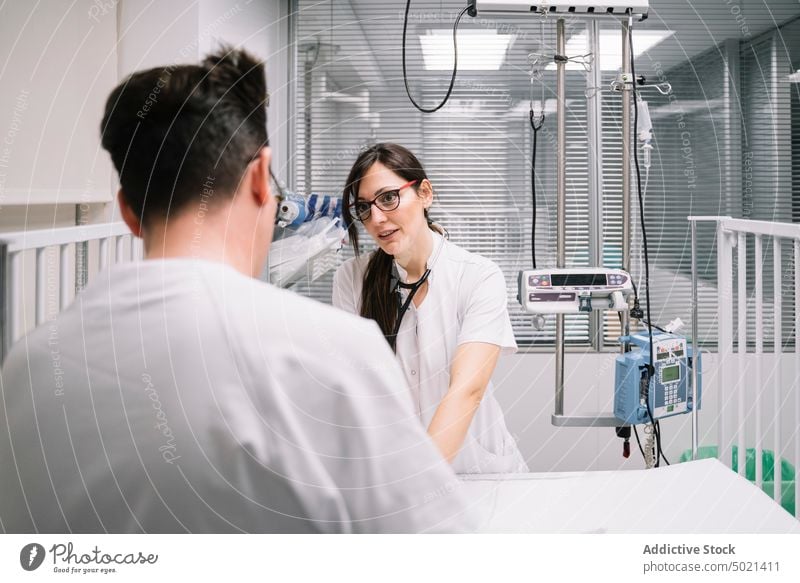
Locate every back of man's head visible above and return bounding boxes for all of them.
[100,47,268,228]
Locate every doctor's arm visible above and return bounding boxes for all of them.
[426,341,500,463]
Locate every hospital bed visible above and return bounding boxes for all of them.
[461,459,799,533]
[0,222,141,363]
[1,217,798,532]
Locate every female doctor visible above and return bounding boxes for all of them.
[332,143,528,474]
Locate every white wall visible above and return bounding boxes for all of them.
[0,0,118,232]
[198,0,291,184]
[117,0,201,76]
[114,0,291,218]
[0,1,117,208]
[494,351,799,473]
[0,0,291,232]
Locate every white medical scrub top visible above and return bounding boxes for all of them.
[0,258,475,533]
[333,231,528,474]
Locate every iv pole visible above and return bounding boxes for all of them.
[462,2,650,428]
[551,16,634,428]
[554,17,566,418]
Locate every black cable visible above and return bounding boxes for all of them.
[642,320,667,333]
[632,424,647,461]
[657,426,671,465]
[388,268,431,351]
[644,397,662,467]
[617,315,659,468]
[629,15,669,467]
[529,110,544,268]
[402,2,470,113]
[628,18,651,367]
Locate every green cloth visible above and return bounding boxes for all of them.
[680,446,795,516]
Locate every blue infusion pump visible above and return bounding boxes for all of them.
[614,331,702,424]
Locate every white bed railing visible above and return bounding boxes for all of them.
[690,216,799,518]
[0,222,141,363]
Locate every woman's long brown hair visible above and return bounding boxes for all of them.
[342,143,439,350]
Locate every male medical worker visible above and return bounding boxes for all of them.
[0,47,475,533]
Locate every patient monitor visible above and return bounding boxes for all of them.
[517,267,634,314]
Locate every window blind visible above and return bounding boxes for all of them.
[290,0,800,349]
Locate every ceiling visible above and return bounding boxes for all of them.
[298,0,800,97]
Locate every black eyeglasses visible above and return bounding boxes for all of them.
[349,180,418,222]
[269,166,286,200]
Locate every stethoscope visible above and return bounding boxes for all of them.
[386,229,446,350]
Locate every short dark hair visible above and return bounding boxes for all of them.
[100,46,268,226]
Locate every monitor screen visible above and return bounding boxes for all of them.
[661,364,680,383]
[550,273,607,286]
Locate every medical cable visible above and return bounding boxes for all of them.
[641,319,667,333]
[388,268,431,351]
[529,108,545,268]
[402,2,470,113]
[636,167,651,294]
[387,235,446,350]
[658,439,671,465]
[629,14,669,467]
[632,107,652,298]
[632,424,647,461]
[528,22,547,269]
[630,17,661,465]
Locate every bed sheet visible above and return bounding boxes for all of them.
[459,458,799,533]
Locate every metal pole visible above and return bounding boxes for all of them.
[554,18,566,416]
[621,21,631,274]
[690,219,699,460]
[621,19,632,342]
[587,20,605,351]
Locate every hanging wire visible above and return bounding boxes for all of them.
[528,20,546,269]
[402,1,470,113]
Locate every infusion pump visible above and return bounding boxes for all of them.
[517,267,634,314]
[614,331,702,423]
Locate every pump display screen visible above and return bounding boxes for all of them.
[661,364,680,383]
[550,273,607,286]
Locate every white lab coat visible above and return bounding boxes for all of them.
[0,259,475,533]
[333,231,528,474]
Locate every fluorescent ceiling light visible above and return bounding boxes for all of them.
[420,30,513,71]
[509,98,561,115]
[649,98,724,120]
[546,29,674,71]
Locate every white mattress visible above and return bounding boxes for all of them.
[460,458,800,533]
